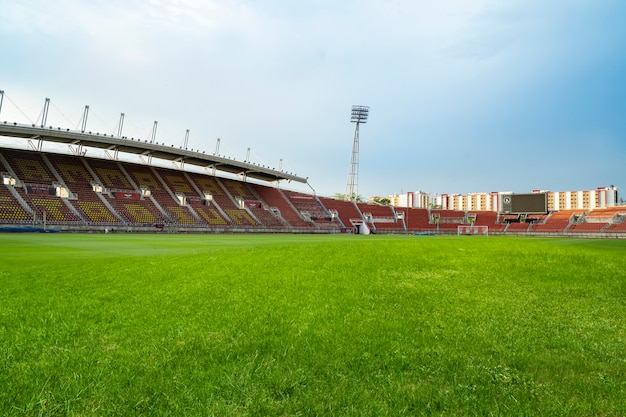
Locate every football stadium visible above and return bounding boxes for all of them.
[1,113,625,236]
[1,96,625,416]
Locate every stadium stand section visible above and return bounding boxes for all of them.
[89,158,167,226]
[1,150,83,225]
[402,207,435,232]
[317,197,361,232]
[605,220,626,233]
[356,202,405,232]
[1,148,625,236]
[591,208,626,233]
[185,172,259,228]
[506,221,532,232]
[430,209,466,231]
[124,164,202,226]
[529,210,581,233]
[2,149,56,183]
[471,211,506,232]
[46,153,122,226]
[252,185,315,229]
[220,178,286,229]
[567,222,607,233]
[567,207,624,233]
[0,183,33,224]
[281,190,341,231]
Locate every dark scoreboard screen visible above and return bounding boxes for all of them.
[501,193,547,214]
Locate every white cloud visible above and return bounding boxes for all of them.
[1,0,625,197]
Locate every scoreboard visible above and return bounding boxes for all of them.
[500,193,547,214]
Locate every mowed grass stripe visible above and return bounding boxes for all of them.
[0,234,625,416]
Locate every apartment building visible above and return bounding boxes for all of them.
[391,186,619,212]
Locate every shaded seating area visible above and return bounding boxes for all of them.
[89,159,136,190]
[220,178,285,228]
[46,153,122,226]
[157,169,232,227]
[0,184,33,224]
[499,213,541,232]
[25,194,84,224]
[105,193,167,226]
[187,173,258,227]
[153,167,215,227]
[191,204,230,226]
[123,164,202,226]
[84,158,164,226]
[1,149,84,225]
[1,149,57,184]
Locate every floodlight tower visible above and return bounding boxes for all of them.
[345,105,369,202]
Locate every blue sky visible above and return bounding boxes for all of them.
[1,0,624,199]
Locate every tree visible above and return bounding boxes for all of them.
[334,192,364,202]
[371,197,391,205]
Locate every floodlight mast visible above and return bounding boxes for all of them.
[345,105,369,202]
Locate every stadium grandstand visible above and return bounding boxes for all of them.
[1,118,626,237]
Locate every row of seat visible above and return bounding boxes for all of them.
[0,149,330,229]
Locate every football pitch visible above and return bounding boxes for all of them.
[1,234,625,416]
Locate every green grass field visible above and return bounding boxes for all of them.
[1,234,625,416]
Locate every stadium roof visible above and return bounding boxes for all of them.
[0,122,307,184]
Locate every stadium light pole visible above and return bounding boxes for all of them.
[345,105,369,202]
